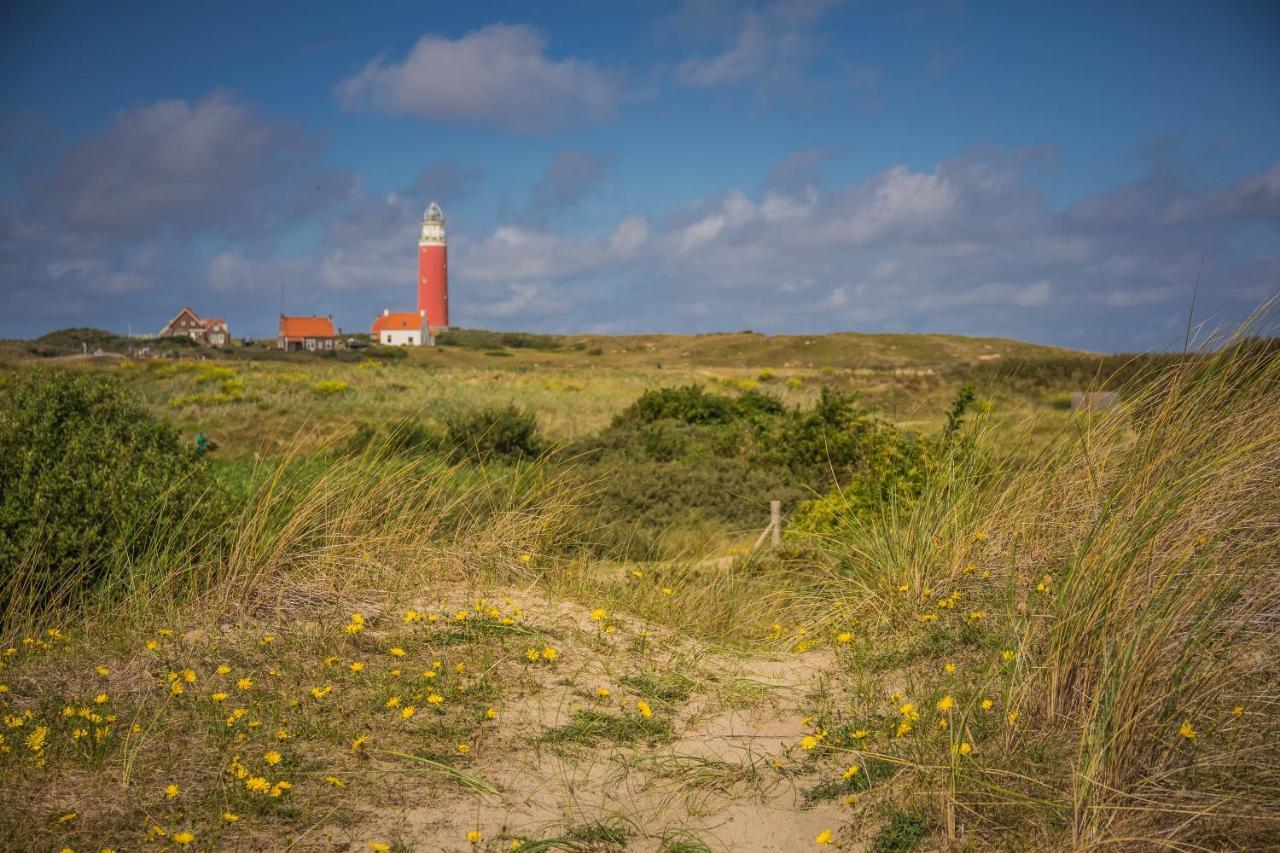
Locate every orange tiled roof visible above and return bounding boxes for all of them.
[279,315,335,338]
[371,312,424,334]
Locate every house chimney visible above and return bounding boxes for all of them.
[383,309,390,317]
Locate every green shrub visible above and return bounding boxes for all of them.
[444,405,543,463]
[0,371,224,624]
[313,379,349,396]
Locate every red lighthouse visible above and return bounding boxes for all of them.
[417,201,448,330]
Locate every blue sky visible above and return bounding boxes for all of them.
[2,0,1278,351]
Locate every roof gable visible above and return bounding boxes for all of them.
[279,315,335,338]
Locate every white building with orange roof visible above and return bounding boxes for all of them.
[370,308,429,346]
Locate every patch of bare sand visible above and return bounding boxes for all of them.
[309,587,867,851]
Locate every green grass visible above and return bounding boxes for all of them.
[539,708,675,748]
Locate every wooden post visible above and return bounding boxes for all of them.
[770,500,781,548]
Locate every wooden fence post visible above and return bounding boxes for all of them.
[770,500,781,548]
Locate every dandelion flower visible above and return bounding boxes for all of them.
[1233,706,1244,717]
[836,632,853,644]
[264,750,282,766]
[403,610,419,623]
[468,829,482,843]
[172,831,194,846]
[944,662,956,673]
[801,735,819,750]
[852,729,868,740]
[58,812,76,823]
[350,661,364,672]
[326,776,345,787]
[427,694,444,706]
[1179,720,1196,739]
[96,666,109,677]
[165,783,180,799]
[369,843,390,852]
[1001,649,1015,662]
[937,695,954,712]
[661,587,673,596]
[842,765,859,780]
[596,687,610,698]
[631,569,643,578]
[223,813,239,823]
[457,743,469,753]
[591,608,606,621]
[351,734,369,751]
[637,700,653,718]
[955,742,973,756]
[169,681,184,696]
[245,776,270,794]
[980,698,993,711]
[216,664,231,674]
[486,707,497,719]
[524,648,540,662]
[385,696,401,709]
[519,553,531,563]
[919,613,937,623]
[816,828,833,845]
[1007,711,1020,725]
[401,706,416,720]
[541,647,558,661]
[212,692,228,703]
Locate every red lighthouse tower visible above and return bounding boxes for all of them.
[417,201,448,330]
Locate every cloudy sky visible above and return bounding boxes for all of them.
[2,1,1278,351]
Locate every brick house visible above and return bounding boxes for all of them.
[158,307,229,346]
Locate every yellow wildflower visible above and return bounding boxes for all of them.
[836,632,853,644]
[637,700,653,718]
[96,666,109,677]
[351,733,369,751]
[401,706,416,720]
[937,695,954,712]
[172,831,194,846]
[350,661,364,672]
[223,812,239,822]
[326,775,345,787]
[801,735,819,750]
[541,647,558,661]
[980,698,993,710]
[216,664,231,674]
[596,687,610,698]
[457,743,469,753]
[165,783,180,799]
[427,694,444,705]
[591,608,606,621]
[385,696,401,709]
[816,828,833,845]
[389,647,406,658]
[842,765,859,780]
[212,692,228,703]
[468,829,482,844]
[1179,720,1196,739]
[264,750,282,765]
[369,843,390,852]
[486,707,497,719]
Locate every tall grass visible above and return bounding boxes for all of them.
[817,325,1280,848]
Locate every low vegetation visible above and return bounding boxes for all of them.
[0,322,1276,849]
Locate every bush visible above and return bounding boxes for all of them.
[444,405,544,463]
[0,371,224,623]
[313,379,350,396]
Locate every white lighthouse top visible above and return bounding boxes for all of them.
[420,201,446,245]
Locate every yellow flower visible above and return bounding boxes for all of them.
[937,695,954,712]
[524,648,540,662]
[968,610,986,621]
[852,729,868,740]
[181,668,196,683]
[955,742,973,756]
[403,610,419,623]
[165,783,180,799]
[896,720,912,737]
[944,662,956,673]
[326,776,345,787]
[661,587,673,595]
[211,692,229,703]
[596,687,610,698]
[237,678,252,690]
[519,553,532,563]
[344,614,365,634]
[58,812,77,823]
[815,827,833,845]
[1179,720,1196,739]
[919,613,937,623]
[591,608,607,621]
[637,700,653,718]
[468,829,483,843]
[369,843,390,852]
[1007,710,1020,725]
[351,734,369,751]
[169,680,184,696]
[541,647,558,661]
[486,707,497,719]
[1233,706,1244,717]
[427,694,444,705]
[264,750,282,765]
[801,735,818,750]
[389,647,406,658]
[1001,649,1015,662]
[96,666,109,677]
[457,743,469,753]
[146,639,159,650]
[223,812,239,822]
[216,664,231,674]
[842,765,859,780]
[836,632,853,644]
[631,569,643,578]
[94,692,109,705]
[260,635,274,645]
[385,696,401,708]
[401,706,416,720]
[310,685,332,699]
[980,698,994,710]
[172,831,194,846]
[899,702,918,719]
[245,776,270,794]
[350,661,364,672]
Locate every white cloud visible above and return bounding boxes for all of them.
[335,25,617,132]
